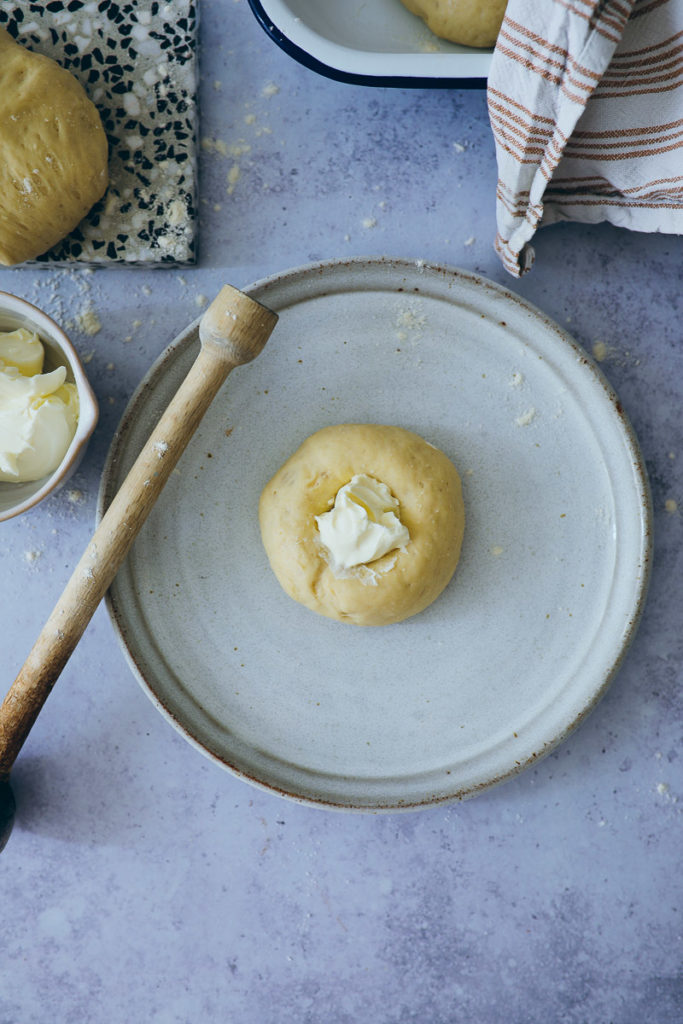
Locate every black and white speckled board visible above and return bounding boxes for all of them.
[1,0,198,266]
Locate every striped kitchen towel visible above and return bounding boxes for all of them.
[488,0,683,276]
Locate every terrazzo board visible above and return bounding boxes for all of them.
[0,1,681,1022]
[0,0,198,265]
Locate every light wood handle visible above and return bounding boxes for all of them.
[0,343,236,777]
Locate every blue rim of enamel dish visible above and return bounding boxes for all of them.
[247,0,487,89]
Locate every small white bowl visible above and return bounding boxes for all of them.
[0,291,99,522]
[248,0,492,87]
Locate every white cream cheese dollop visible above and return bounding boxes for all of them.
[315,473,410,572]
[0,328,79,483]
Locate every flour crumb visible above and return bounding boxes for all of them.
[592,340,608,362]
[655,781,676,803]
[515,408,536,427]
[67,488,84,505]
[153,441,169,458]
[395,304,426,335]
[76,306,102,336]
[227,164,241,194]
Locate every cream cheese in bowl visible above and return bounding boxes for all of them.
[0,328,79,483]
[0,292,98,521]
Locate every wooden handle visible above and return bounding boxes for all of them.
[0,343,235,777]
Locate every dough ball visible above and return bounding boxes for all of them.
[400,0,507,47]
[0,29,108,265]
[259,424,465,626]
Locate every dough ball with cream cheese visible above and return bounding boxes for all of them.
[259,424,465,626]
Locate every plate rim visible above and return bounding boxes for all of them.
[99,256,653,812]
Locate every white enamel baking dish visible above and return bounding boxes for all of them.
[247,0,492,87]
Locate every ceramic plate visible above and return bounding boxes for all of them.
[99,258,651,811]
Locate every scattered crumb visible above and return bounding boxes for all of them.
[362,217,377,229]
[195,294,208,307]
[515,408,536,427]
[395,306,427,333]
[82,350,95,364]
[262,82,280,98]
[463,236,475,246]
[24,549,41,564]
[66,489,84,504]
[153,441,169,458]
[510,372,524,388]
[657,782,669,795]
[453,142,466,152]
[227,164,241,194]
[491,545,504,557]
[76,306,102,336]
[665,498,678,514]
[592,340,608,362]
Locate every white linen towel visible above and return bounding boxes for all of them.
[488,0,683,276]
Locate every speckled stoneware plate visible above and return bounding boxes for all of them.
[99,257,652,811]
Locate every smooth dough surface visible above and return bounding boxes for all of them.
[400,0,507,47]
[259,424,465,626]
[0,29,108,265]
